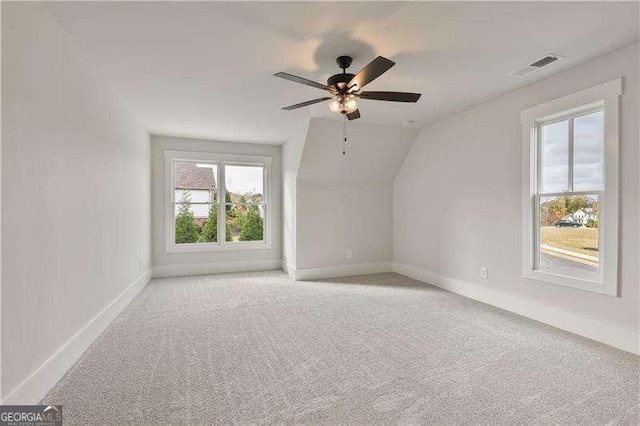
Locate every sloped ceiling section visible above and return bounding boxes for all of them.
[298,118,419,182]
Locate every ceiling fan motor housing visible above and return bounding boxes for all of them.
[327,73,355,90]
[329,56,355,90]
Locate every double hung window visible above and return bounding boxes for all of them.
[521,79,620,295]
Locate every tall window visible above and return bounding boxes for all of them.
[165,151,271,253]
[522,79,620,296]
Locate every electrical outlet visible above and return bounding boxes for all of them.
[346,250,353,260]
[480,266,488,280]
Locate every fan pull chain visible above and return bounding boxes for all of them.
[342,114,347,155]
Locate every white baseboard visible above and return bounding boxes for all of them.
[295,261,392,281]
[393,262,639,355]
[281,261,296,279]
[152,259,282,278]
[2,269,153,404]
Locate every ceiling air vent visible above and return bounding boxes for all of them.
[511,54,563,77]
[530,55,560,68]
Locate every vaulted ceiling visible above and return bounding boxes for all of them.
[45,1,639,143]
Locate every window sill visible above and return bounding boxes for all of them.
[166,241,271,254]
[522,269,616,296]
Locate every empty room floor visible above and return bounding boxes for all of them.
[43,271,638,424]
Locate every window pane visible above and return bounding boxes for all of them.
[537,194,599,278]
[225,165,264,203]
[573,111,604,191]
[174,200,211,219]
[541,120,569,193]
[174,161,217,202]
[174,203,219,244]
[226,204,264,242]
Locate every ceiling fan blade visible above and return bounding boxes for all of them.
[274,72,332,91]
[348,56,395,90]
[358,91,421,103]
[346,109,361,121]
[282,97,332,110]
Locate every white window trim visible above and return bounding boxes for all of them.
[521,78,621,296]
[164,150,272,254]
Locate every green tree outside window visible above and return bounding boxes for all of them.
[239,205,264,241]
[175,191,199,244]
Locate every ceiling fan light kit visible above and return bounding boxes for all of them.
[328,94,358,114]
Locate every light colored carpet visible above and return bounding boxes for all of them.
[43,271,639,424]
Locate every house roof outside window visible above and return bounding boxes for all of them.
[174,162,216,193]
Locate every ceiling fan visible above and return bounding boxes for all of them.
[274,55,421,121]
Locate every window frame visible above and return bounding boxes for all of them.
[521,78,621,296]
[164,150,272,253]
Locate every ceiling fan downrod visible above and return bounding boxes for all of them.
[342,113,347,155]
[337,55,353,74]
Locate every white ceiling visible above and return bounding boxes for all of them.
[45,1,639,144]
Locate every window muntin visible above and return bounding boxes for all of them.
[534,108,603,281]
[166,153,270,251]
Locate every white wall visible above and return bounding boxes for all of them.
[151,135,282,277]
[2,2,151,401]
[282,120,308,276]
[0,2,4,399]
[296,118,418,277]
[394,44,639,342]
[297,180,394,270]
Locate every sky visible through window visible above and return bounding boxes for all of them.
[573,111,603,191]
[225,165,263,196]
[541,110,603,193]
[542,120,568,193]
